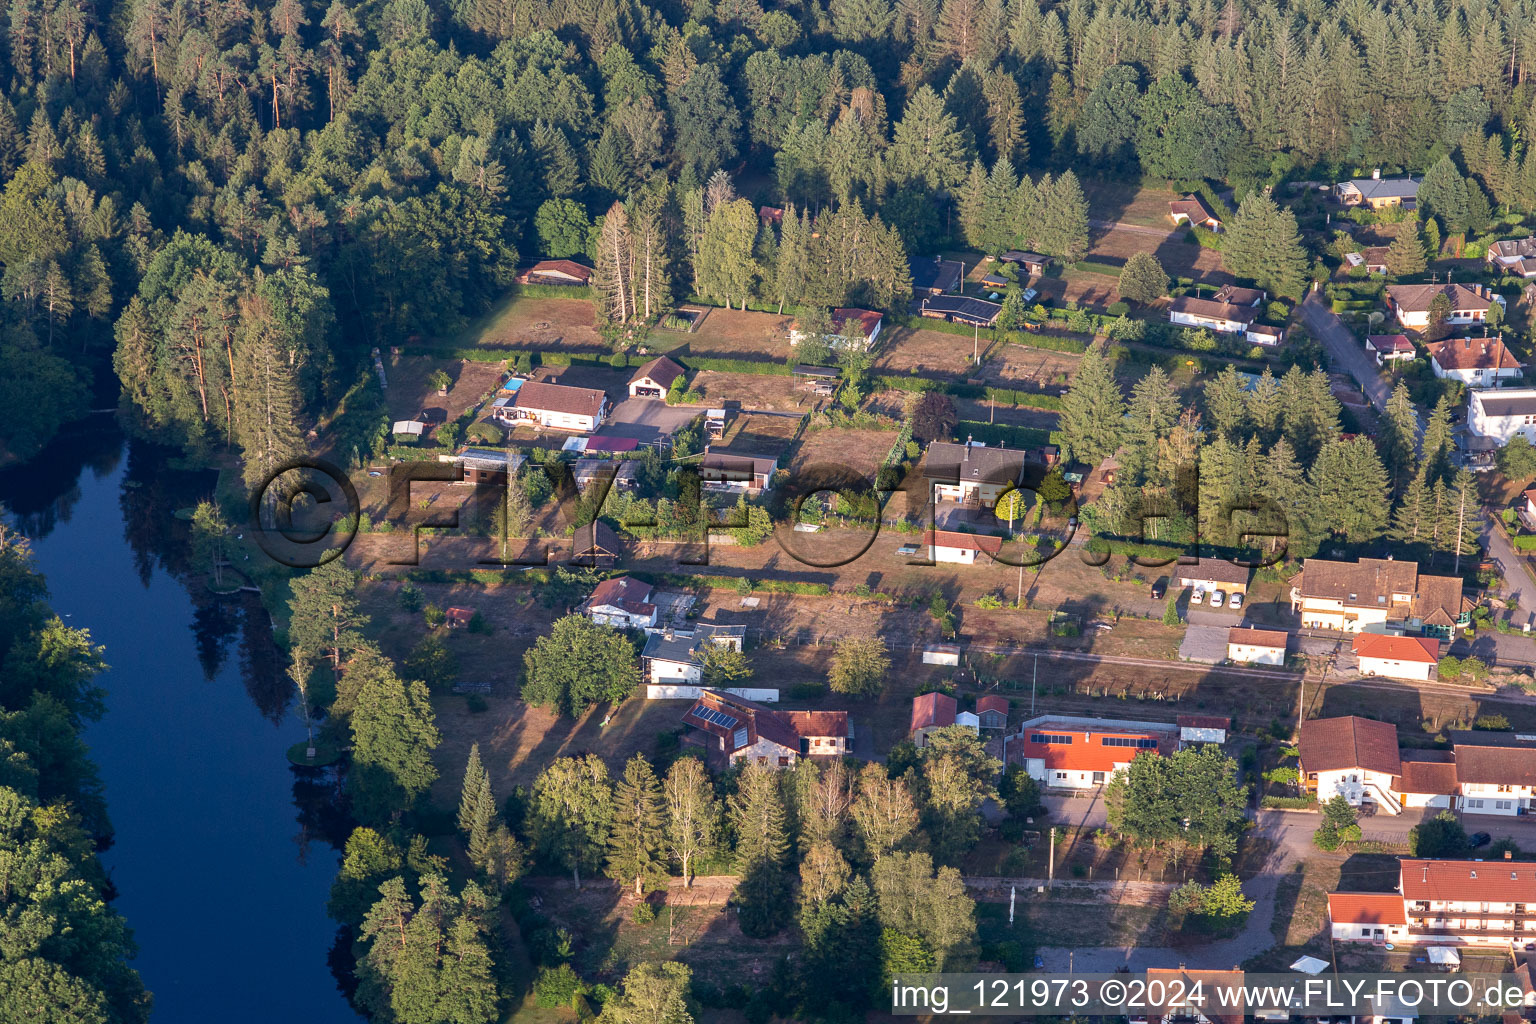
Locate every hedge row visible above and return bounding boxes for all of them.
[1260,795,1317,810]
[891,312,998,342]
[681,355,793,376]
[954,420,1052,448]
[985,387,1063,410]
[1511,534,1536,551]
[511,283,597,300]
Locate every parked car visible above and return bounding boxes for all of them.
[1151,577,1168,599]
[1470,831,1492,849]
[1229,592,1244,610]
[1190,589,1204,606]
[1209,590,1225,608]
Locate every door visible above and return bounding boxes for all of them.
[1092,771,1106,785]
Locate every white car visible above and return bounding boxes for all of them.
[1209,590,1225,608]
[1229,592,1244,610]
[1190,589,1204,606]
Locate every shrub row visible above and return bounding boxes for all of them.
[1006,331,1089,354]
[512,283,596,300]
[985,387,1063,410]
[1259,795,1317,809]
[954,420,1052,448]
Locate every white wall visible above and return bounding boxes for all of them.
[1316,767,1400,812]
[1229,644,1284,666]
[647,659,701,685]
[646,685,780,702]
[1357,655,1434,681]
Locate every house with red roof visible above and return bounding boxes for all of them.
[1352,632,1439,681]
[976,695,1009,730]
[1365,333,1415,365]
[1332,859,1536,946]
[1426,334,1523,388]
[921,529,1004,565]
[682,688,848,767]
[1168,194,1222,232]
[582,576,657,629]
[908,692,978,745]
[1327,892,1410,944]
[789,307,884,351]
[1298,715,1403,814]
[1009,714,1179,789]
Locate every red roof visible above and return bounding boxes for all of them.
[1367,333,1413,353]
[911,692,957,732]
[587,576,654,616]
[1427,334,1521,373]
[1351,632,1439,665]
[1401,858,1536,903]
[1228,627,1287,649]
[830,307,882,339]
[921,530,1004,555]
[1017,722,1176,773]
[1169,195,1219,223]
[446,606,475,625]
[1327,892,1407,927]
[1177,714,1231,731]
[758,206,784,224]
[977,695,1009,718]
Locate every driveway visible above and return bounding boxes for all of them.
[1484,517,1536,627]
[603,398,700,444]
[1299,292,1393,419]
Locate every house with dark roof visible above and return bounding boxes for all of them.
[1365,334,1415,365]
[1352,632,1439,681]
[495,380,610,432]
[682,688,848,767]
[583,576,657,629]
[570,521,623,568]
[1387,282,1496,329]
[923,440,1027,508]
[918,294,1001,327]
[572,458,640,492]
[1289,557,1469,638]
[1470,387,1536,446]
[1335,172,1420,210]
[1343,247,1390,274]
[1008,714,1180,789]
[628,356,686,398]
[909,256,964,296]
[1168,295,1259,334]
[700,447,779,495]
[1488,236,1536,278]
[1426,334,1523,387]
[1168,194,1223,231]
[1298,715,1403,814]
[516,259,594,286]
[642,624,747,686]
[1451,735,1536,816]
[1177,557,1251,597]
[999,250,1050,274]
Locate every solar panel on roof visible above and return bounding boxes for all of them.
[695,707,737,729]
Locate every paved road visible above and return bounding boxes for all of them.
[1484,517,1536,627]
[1299,292,1392,417]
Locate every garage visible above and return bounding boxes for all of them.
[628,355,685,399]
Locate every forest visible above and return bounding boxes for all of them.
[0,0,1532,470]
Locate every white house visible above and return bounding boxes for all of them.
[1298,715,1402,814]
[1227,627,1286,665]
[1168,296,1258,334]
[1386,283,1495,329]
[494,380,609,432]
[1425,335,1523,387]
[1009,714,1179,790]
[583,576,658,629]
[789,307,883,350]
[640,624,746,685]
[1397,753,1457,810]
[1289,557,1466,640]
[628,356,685,398]
[924,440,1027,508]
[682,689,848,767]
[1469,387,1536,445]
[1352,632,1439,681]
[1453,741,1536,816]
[1178,557,1251,597]
[1246,324,1285,346]
[1327,893,1411,945]
[1335,173,1420,210]
[921,529,1003,565]
[1365,334,1415,364]
[1398,858,1536,945]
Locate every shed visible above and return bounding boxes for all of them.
[922,644,962,666]
[570,521,622,568]
[977,694,1009,730]
[392,419,426,438]
[445,607,475,629]
[1000,251,1050,274]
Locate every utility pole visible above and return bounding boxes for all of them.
[1048,826,1055,888]
[1031,654,1038,715]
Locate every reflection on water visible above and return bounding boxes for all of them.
[0,426,359,1023]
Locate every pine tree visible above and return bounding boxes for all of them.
[467,771,496,868]
[1421,393,1456,485]
[1118,251,1168,305]
[458,743,488,837]
[1309,437,1390,543]
[1385,219,1428,276]
[1036,169,1089,262]
[1248,368,1282,444]
[233,296,306,493]
[1058,351,1125,464]
[1221,193,1309,299]
[887,86,972,192]
[528,754,613,889]
[348,656,441,826]
[1379,382,1419,494]
[957,161,989,248]
[730,760,789,870]
[1122,366,1179,484]
[287,558,369,675]
[696,199,760,309]
[1202,364,1250,441]
[607,754,667,896]
[1439,468,1482,572]
[1392,469,1434,546]
[530,119,581,197]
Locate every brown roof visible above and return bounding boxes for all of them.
[1215,284,1265,306]
[513,380,608,418]
[781,709,849,739]
[1387,282,1493,314]
[1177,557,1251,587]
[1327,892,1407,927]
[1414,573,1465,627]
[1298,716,1401,775]
[1367,334,1414,353]
[1293,558,1458,621]
[1352,632,1439,664]
[572,520,620,556]
[1398,753,1459,795]
[683,689,847,754]
[1177,714,1232,731]
[587,576,654,616]
[830,307,883,339]
[630,356,686,390]
[1168,295,1259,324]
[1143,969,1244,1024]
[911,691,957,732]
[1401,858,1536,903]
[1427,334,1520,373]
[524,259,593,282]
[758,205,783,224]
[1228,627,1287,649]
[1453,743,1536,787]
[446,606,475,625]
[1169,195,1219,223]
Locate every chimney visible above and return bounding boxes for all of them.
[1372,168,1382,180]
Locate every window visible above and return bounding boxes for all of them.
[1361,928,1371,938]
[1499,785,1513,793]
[1498,800,1513,810]
[1468,799,1485,809]
[1100,737,1159,748]
[1055,772,1067,780]
[1032,733,1074,745]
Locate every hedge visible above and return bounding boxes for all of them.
[1511,534,1536,551]
[1260,795,1317,809]
[680,355,793,375]
[510,283,596,300]
[1067,260,1122,278]
[955,420,1052,448]
[984,387,1063,410]
[891,313,998,343]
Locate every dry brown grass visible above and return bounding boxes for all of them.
[677,307,792,360]
[464,295,604,351]
[790,426,901,478]
[875,324,985,377]
[686,371,817,412]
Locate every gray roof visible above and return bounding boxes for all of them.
[1473,389,1536,419]
[641,624,745,664]
[1341,176,1420,201]
[910,257,963,293]
[925,441,1027,485]
[921,294,1001,324]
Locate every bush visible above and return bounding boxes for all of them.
[534,964,586,1008]
[788,682,826,699]
[1260,795,1316,809]
[1107,301,1130,316]
[467,610,491,634]
[631,900,657,924]
[466,694,489,713]
[1474,713,1511,730]
[423,603,447,627]
[398,583,423,612]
